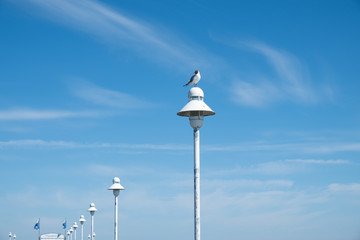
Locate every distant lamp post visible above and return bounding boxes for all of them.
[108,177,125,240]
[9,232,12,240]
[87,234,90,240]
[92,233,96,240]
[79,215,86,240]
[88,203,97,240]
[73,222,78,240]
[177,86,215,240]
[13,234,16,240]
[67,231,70,240]
[69,227,73,240]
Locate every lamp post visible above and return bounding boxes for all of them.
[9,232,12,240]
[69,227,73,240]
[67,231,70,240]
[13,234,16,240]
[108,177,125,240]
[88,203,97,240]
[87,234,90,240]
[73,222,78,240]
[79,215,86,240]
[177,86,215,240]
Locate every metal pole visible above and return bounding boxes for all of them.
[91,215,94,240]
[81,224,84,240]
[74,229,77,240]
[115,195,118,240]
[194,128,200,240]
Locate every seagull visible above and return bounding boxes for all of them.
[184,70,201,87]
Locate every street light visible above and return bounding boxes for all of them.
[9,232,12,240]
[73,222,78,240]
[66,231,70,240]
[13,234,16,240]
[87,203,97,240]
[108,177,125,240]
[69,227,73,240]
[177,86,215,240]
[79,215,86,240]
[87,234,90,240]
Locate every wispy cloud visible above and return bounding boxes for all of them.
[70,80,153,108]
[17,0,214,70]
[230,41,319,107]
[285,159,350,164]
[328,183,360,193]
[0,139,190,151]
[0,109,97,120]
[2,139,360,155]
[204,141,360,154]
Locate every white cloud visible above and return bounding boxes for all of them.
[0,109,96,120]
[230,80,280,107]
[70,80,153,108]
[285,159,350,164]
[328,183,360,193]
[230,41,319,107]
[17,0,215,70]
[0,139,191,151]
[248,41,315,103]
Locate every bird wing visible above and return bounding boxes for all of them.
[184,75,195,86]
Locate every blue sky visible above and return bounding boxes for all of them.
[1,0,360,240]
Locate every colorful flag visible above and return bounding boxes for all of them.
[62,220,67,229]
[34,219,40,230]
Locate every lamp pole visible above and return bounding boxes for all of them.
[69,227,73,240]
[108,177,125,240]
[13,234,16,240]
[9,232,12,240]
[79,215,86,240]
[177,86,215,240]
[73,222,78,240]
[88,203,97,240]
[66,231,70,240]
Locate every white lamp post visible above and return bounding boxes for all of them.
[108,177,125,240]
[88,203,97,240]
[87,234,90,240]
[9,232,12,240]
[177,86,215,240]
[73,222,78,240]
[67,231,70,240]
[13,234,16,240]
[79,215,86,240]
[69,227,73,240]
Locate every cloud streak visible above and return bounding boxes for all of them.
[0,139,190,151]
[17,0,214,70]
[230,41,318,107]
[71,80,154,108]
[2,139,360,155]
[0,109,97,120]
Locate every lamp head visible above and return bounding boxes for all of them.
[177,87,215,129]
[108,177,124,197]
[88,203,97,216]
[79,215,86,224]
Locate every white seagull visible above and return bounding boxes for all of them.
[184,70,201,87]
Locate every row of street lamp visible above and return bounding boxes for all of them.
[65,177,124,240]
[8,232,16,240]
[8,86,213,240]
